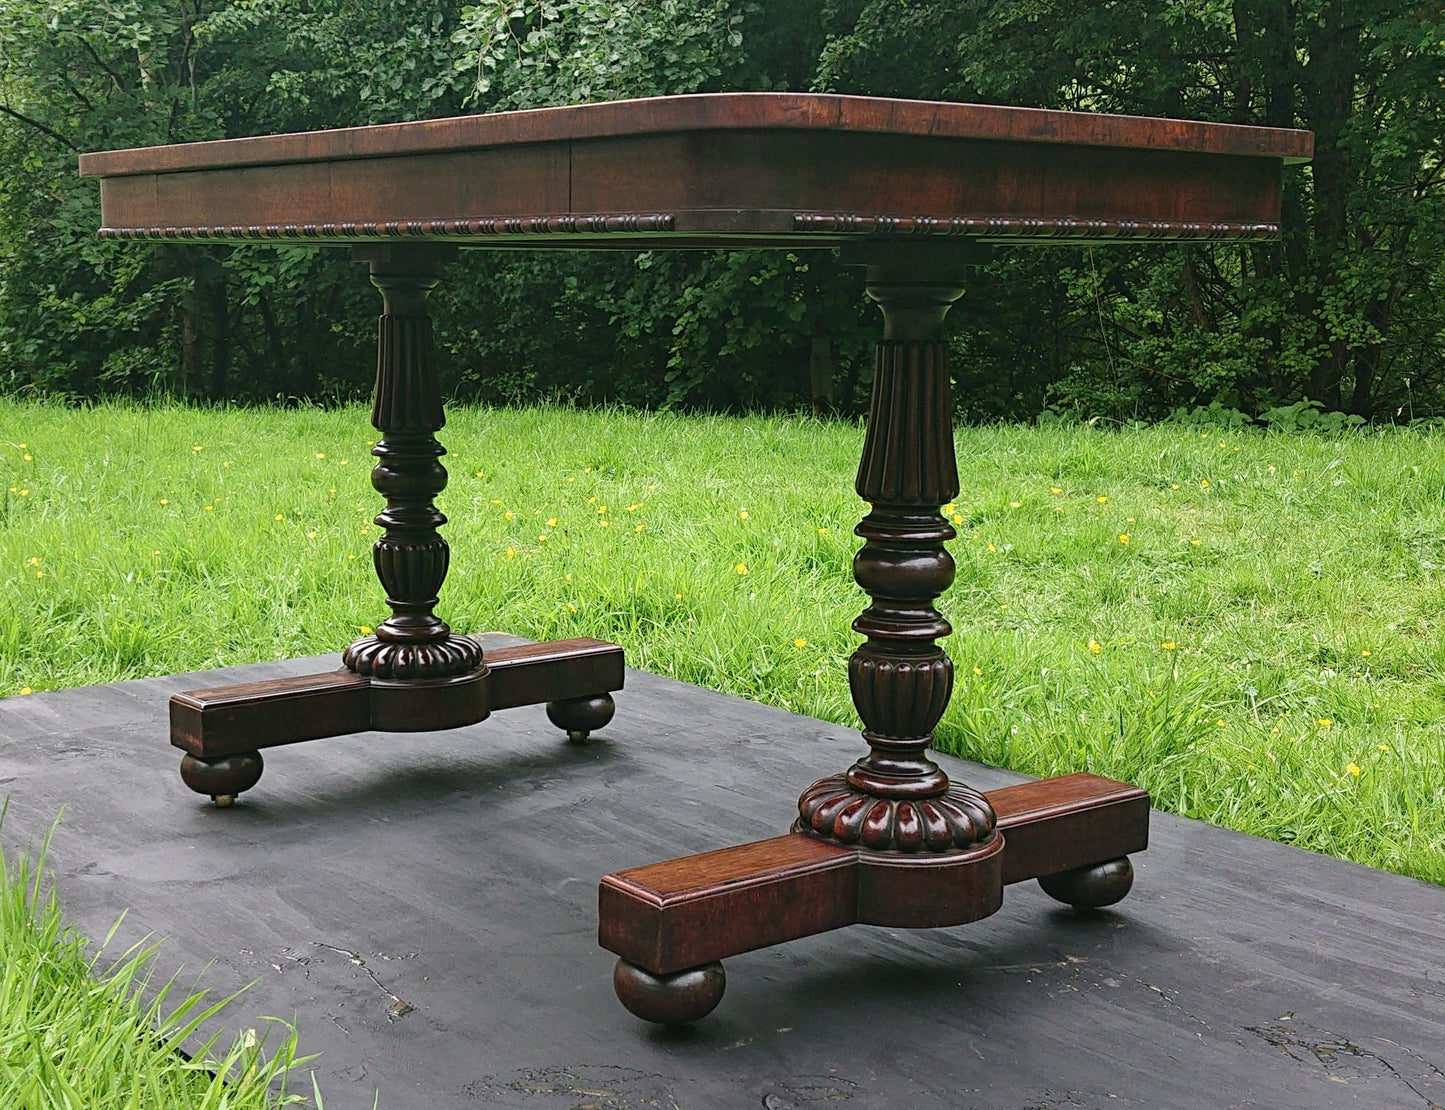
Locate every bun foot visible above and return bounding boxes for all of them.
[613,959,725,1025]
[1039,856,1134,909]
[547,693,615,744]
[180,751,264,806]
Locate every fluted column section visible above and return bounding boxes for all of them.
[797,252,995,853]
[344,245,483,680]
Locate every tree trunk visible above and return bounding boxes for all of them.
[1301,0,1359,407]
[208,277,232,401]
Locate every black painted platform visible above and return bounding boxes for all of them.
[1,634,1442,1109]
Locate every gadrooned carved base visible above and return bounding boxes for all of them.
[795,773,996,852]
[343,633,484,679]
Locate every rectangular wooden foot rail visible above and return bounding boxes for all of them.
[170,638,624,758]
[599,773,1149,976]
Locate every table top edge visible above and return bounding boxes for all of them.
[78,92,1314,178]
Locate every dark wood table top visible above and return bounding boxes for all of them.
[80,92,1312,249]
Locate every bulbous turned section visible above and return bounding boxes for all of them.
[849,647,953,740]
[613,959,726,1026]
[795,773,996,853]
[1039,857,1135,909]
[180,751,264,806]
[344,632,484,679]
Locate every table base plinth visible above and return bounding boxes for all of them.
[169,637,624,801]
[598,772,1148,1024]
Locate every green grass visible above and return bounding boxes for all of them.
[0,818,317,1107]
[1,400,1442,883]
[3,398,1443,1104]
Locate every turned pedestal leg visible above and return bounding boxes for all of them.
[342,245,485,681]
[795,248,996,864]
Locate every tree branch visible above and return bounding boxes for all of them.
[0,102,78,151]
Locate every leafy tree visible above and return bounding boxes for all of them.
[817,0,1445,420]
[0,0,1441,420]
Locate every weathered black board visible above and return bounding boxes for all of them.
[0,634,1441,1109]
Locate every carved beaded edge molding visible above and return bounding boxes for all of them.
[794,214,1282,239]
[96,213,1280,241]
[96,214,677,240]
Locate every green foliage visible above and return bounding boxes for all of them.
[0,0,1442,417]
[451,0,750,106]
[1,401,1442,883]
[0,817,317,1106]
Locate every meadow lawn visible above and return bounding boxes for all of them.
[1,398,1442,888]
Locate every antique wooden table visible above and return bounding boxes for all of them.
[80,93,1311,1025]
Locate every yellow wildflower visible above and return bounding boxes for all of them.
[1088,640,1102,654]
[793,638,807,648]
[360,625,372,635]
[1346,762,1361,777]
[1162,641,1177,650]
[739,510,750,520]
[735,563,749,575]
[1118,534,1131,545]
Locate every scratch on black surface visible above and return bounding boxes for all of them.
[313,942,415,1020]
[761,1074,858,1106]
[463,1065,681,1108]
[1244,1020,1445,1108]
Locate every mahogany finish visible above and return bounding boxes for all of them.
[82,93,1309,1025]
[80,93,1310,250]
[170,638,623,757]
[77,93,1313,178]
[600,773,1146,1022]
[343,245,484,681]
